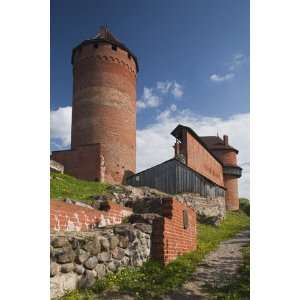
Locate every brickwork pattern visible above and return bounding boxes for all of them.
[185,131,224,187]
[50,200,132,232]
[211,149,237,166]
[208,148,240,211]
[151,198,197,264]
[224,174,239,210]
[71,43,137,184]
[51,144,101,182]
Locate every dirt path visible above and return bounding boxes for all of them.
[162,230,250,300]
[93,230,250,300]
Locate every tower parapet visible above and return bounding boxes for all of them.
[201,135,242,210]
[52,26,138,184]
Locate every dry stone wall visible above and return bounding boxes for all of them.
[175,194,226,226]
[50,223,152,299]
[92,185,225,226]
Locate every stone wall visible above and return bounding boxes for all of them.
[175,194,226,226]
[50,160,64,174]
[50,200,132,232]
[50,197,197,298]
[50,223,151,299]
[96,185,225,226]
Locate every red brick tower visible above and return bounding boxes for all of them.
[201,135,242,210]
[51,26,138,184]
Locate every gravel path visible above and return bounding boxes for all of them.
[162,230,250,300]
[93,230,250,300]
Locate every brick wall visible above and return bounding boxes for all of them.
[224,174,239,210]
[211,149,238,166]
[185,131,224,187]
[151,198,197,264]
[51,144,101,182]
[50,200,132,232]
[71,42,137,184]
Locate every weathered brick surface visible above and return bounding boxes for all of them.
[212,149,238,166]
[51,144,101,181]
[50,200,132,232]
[208,148,239,211]
[71,42,137,184]
[224,174,239,210]
[184,131,224,187]
[151,198,197,264]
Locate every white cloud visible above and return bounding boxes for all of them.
[156,81,172,94]
[50,104,250,198]
[210,73,235,82]
[137,110,250,199]
[139,81,184,111]
[228,53,247,71]
[210,53,247,83]
[137,87,161,110]
[170,104,177,112]
[171,81,183,98]
[50,106,72,147]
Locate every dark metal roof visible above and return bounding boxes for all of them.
[200,136,239,153]
[171,124,225,166]
[71,26,139,72]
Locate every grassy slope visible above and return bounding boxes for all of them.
[50,172,112,204]
[60,211,250,300]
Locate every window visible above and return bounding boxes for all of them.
[112,45,117,51]
[183,209,189,229]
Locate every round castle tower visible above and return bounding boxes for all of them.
[71,26,138,184]
[202,135,242,210]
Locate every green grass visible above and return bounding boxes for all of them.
[204,243,250,300]
[59,211,250,300]
[50,172,113,204]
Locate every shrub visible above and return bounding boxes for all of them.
[239,198,250,216]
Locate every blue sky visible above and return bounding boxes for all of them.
[51,0,250,197]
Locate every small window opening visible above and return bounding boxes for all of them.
[112,45,117,51]
[94,44,98,48]
[183,209,189,229]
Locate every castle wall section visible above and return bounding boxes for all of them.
[151,198,197,264]
[185,131,224,187]
[50,200,133,232]
[71,42,137,184]
[51,144,101,182]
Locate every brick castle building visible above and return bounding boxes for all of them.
[51,27,242,210]
[51,26,138,184]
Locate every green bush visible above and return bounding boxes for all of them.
[239,198,250,216]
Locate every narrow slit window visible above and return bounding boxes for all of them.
[183,209,189,229]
